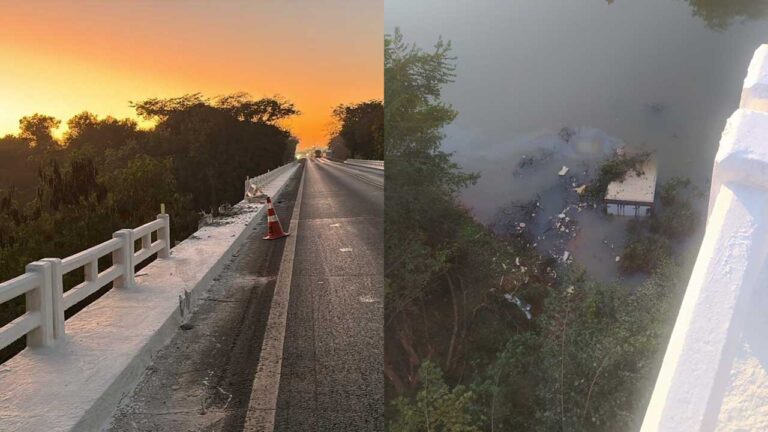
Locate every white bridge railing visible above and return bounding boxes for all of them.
[0,214,171,351]
[642,44,768,430]
[344,159,384,170]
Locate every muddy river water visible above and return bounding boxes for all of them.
[387,0,768,281]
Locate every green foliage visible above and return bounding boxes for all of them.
[525,264,682,432]
[331,100,384,159]
[683,0,768,31]
[466,264,684,431]
[586,153,650,202]
[620,232,672,274]
[620,177,702,274]
[132,92,298,124]
[385,28,478,304]
[384,31,553,414]
[389,361,481,432]
[651,177,702,239]
[19,114,61,153]
[605,0,768,31]
[213,92,300,124]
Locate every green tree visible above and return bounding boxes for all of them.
[331,100,384,159]
[389,361,481,432]
[213,92,300,124]
[384,29,552,403]
[64,112,140,158]
[19,114,61,153]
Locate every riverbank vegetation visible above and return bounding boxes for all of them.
[385,30,699,431]
[0,93,298,362]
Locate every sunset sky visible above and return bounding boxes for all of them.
[0,1,382,151]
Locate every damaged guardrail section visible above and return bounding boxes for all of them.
[245,161,298,202]
[641,44,768,431]
[0,213,171,350]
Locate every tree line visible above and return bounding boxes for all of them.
[0,92,298,362]
[328,99,384,160]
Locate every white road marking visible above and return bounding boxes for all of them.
[359,295,376,303]
[242,166,306,432]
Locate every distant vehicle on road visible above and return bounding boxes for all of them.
[314,149,323,158]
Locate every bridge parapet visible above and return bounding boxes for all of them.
[642,44,768,431]
[0,214,171,350]
[0,161,299,432]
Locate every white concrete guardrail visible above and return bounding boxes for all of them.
[344,158,384,170]
[0,161,299,431]
[641,44,768,431]
[0,214,170,351]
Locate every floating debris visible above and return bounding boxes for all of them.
[558,166,569,176]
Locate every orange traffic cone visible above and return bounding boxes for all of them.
[263,196,289,240]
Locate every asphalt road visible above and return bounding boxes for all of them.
[273,158,383,431]
[107,158,383,431]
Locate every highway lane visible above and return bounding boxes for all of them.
[269,157,383,431]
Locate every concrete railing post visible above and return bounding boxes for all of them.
[24,261,54,347]
[40,258,64,340]
[112,229,134,289]
[157,214,171,258]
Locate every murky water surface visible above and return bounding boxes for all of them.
[387,0,768,280]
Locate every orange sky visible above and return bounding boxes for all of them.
[0,1,382,151]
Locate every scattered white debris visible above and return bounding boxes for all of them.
[504,293,532,320]
[566,285,575,294]
[574,185,587,195]
[340,248,353,252]
[558,213,566,219]
[562,251,571,262]
[615,256,621,262]
[329,223,341,227]
[218,203,233,214]
[515,257,521,266]
[558,166,569,176]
